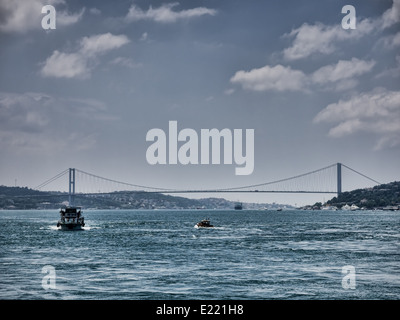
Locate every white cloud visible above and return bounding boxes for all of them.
[224,88,235,95]
[391,31,400,46]
[383,31,400,48]
[230,64,307,92]
[0,0,83,33]
[125,2,217,23]
[282,0,400,61]
[140,32,148,41]
[41,51,89,79]
[313,88,400,149]
[89,8,101,16]
[282,19,375,60]
[79,33,130,56]
[110,57,141,69]
[314,89,400,123]
[283,23,341,60]
[311,58,375,91]
[57,7,85,26]
[231,58,374,93]
[40,33,130,79]
[376,54,400,79]
[381,0,400,29]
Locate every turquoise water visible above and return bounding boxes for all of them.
[0,209,399,300]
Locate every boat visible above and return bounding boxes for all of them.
[57,206,85,230]
[195,218,214,228]
[350,204,360,211]
[321,205,338,211]
[234,202,243,210]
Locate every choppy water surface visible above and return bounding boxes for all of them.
[0,209,399,299]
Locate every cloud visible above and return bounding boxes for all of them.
[231,58,374,93]
[125,2,217,23]
[89,8,101,16]
[40,33,130,79]
[0,92,117,152]
[41,51,89,79]
[230,64,307,92]
[79,33,130,56]
[0,92,51,134]
[311,58,375,90]
[313,88,400,149]
[0,0,84,33]
[383,31,400,48]
[140,32,148,41]
[282,0,400,61]
[57,7,85,26]
[283,23,341,60]
[224,88,235,95]
[375,54,400,78]
[381,0,400,29]
[110,57,141,69]
[282,19,375,61]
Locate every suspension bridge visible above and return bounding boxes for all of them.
[34,163,381,205]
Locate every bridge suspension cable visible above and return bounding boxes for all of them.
[35,169,69,190]
[74,169,173,192]
[341,164,381,185]
[209,163,338,192]
[32,163,381,195]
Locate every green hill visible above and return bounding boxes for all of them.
[324,181,400,209]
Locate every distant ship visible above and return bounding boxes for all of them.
[321,205,338,211]
[57,206,85,231]
[234,202,243,210]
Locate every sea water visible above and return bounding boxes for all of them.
[0,209,399,300]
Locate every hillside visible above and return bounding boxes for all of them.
[323,181,400,210]
[0,186,288,210]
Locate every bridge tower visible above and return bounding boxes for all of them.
[68,168,75,206]
[337,162,342,197]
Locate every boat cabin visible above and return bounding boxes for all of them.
[60,206,82,219]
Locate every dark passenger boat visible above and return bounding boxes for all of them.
[57,206,85,231]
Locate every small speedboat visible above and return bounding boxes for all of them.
[195,218,214,228]
[234,202,243,210]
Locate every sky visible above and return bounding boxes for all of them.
[0,0,399,206]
